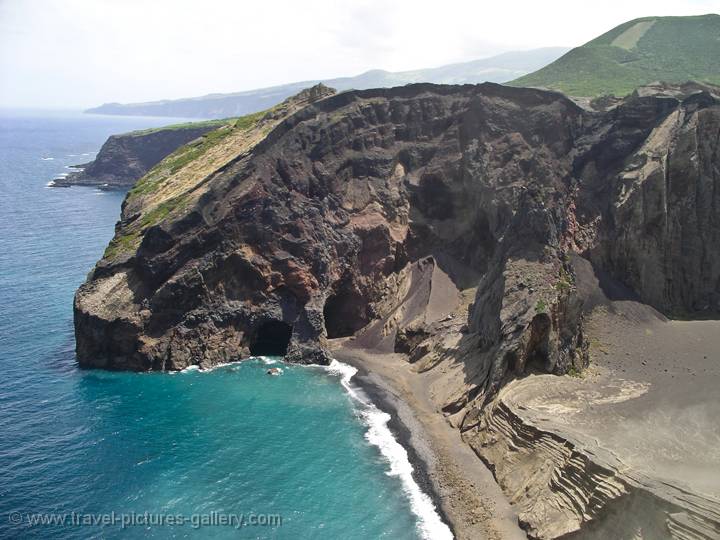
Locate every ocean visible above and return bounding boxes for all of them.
[0,111,452,539]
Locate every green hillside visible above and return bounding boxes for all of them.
[510,14,720,97]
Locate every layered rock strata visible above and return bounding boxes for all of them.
[77,82,719,376]
[75,81,720,537]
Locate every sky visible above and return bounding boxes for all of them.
[1,0,718,109]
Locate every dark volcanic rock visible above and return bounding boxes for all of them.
[74,82,720,402]
[596,93,720,315]
[55,125,217,188]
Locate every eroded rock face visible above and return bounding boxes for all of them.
[597,93,720,314]
[75,82,720,394]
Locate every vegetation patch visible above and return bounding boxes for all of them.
[555,266,574,293]
[128,110,267,200]
[510,15,720,96]
[611,20,656,50]
[126,118,230,137]
[104,107,273,261]
[103,230,141,259]
[567,365,583,378]
[103,194,190,260]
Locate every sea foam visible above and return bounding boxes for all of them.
[169,356,453,538]
[324,359,454,540]
[180,365,200,373]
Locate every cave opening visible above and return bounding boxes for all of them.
[323,288,369,339]
[525,313,551,372]
[249,320,292,357]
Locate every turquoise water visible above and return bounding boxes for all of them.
[0,111,450,539]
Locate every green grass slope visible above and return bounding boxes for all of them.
[125,117,231,137]
[510,14,720,97]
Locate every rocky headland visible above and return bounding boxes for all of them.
[53,121,223,188]
[74,81,720,538]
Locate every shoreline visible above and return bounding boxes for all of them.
[332,346,527,540]
[179,355,456,538]
[80,350,522,538]
[333,358,456,539]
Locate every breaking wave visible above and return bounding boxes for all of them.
[324,360,453,540]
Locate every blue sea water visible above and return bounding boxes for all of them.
[0,111,451,539]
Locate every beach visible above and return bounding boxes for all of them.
[332,345,527,540]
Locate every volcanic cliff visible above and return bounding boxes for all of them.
[75,84,720,368]
[76,81,719,369]
[74,81,720,538]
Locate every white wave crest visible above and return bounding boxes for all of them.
[180,358,270,374]
[41,157,54,161]
[323,359,453,540]
[202,360,242,372]
[180,365,200,373]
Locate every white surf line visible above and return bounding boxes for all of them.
[179,362,236,373]
[179,364,200,372]
[176,356,279,374]
[324,359,454,540]
[173,356,453,538]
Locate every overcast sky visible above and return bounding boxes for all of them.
[1,0,718,108]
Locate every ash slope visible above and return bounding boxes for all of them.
[75,82,720,396]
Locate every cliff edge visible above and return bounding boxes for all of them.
[75,82,720,372]
[74,81,720,537]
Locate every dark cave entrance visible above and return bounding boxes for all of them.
[522,313,552,373]
[323,288,369,339]
[249,321,292,357]
[505,313,552,375]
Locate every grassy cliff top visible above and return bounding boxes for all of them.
[510,14,720,97]
[101,85,336,261]
[124,117,233,137]
[103,110,268,259]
